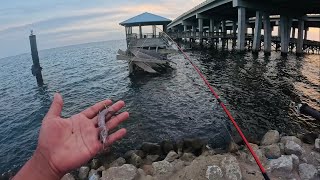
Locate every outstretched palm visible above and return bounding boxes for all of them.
[37,93,128,176]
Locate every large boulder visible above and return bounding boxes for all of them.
[261,130,280,146]
[220,155,242,180]
[141,142,162,155]
[78,166,90,180]
[101,164,138,180]
[152,160,174,178]
[268,155,293,174]
[298,163,318,180]
[109,157,126,167]
[61,173,75,180]
[206,165,224,180]
[164,150,179,162]
[315,138,320,152]
[263,144,281,159]
[284,141,303,156]
[280,136,302,146]
[161,140,175,154]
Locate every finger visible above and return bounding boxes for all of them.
[106,112,129,130]
[82,99,113,119]
[105,128,127,147]
[92,101,126,124]
[46,93,64,118]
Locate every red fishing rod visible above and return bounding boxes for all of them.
[161,31,270,180]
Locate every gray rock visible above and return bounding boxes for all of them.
[78,166,90,180]
[128,153,143,167]
[88,173,100,180]
[164,150,179,162]
[261,130,280,145]
[268,155,293,173]
[180,152,196,162]
[142,165,154,175]
[228,142,239,153]
[161,140,175,154]
[124,150,145,159]
[315,138,320,152]
[281,136,302,146]
[299,163,318,180]
[146,155,159,162]
[206,165,223,180]
[302,133,318,144]
[171,159,186,171]
[110,157,126,167]
[285,140,303,156]
[220,155,242,180]
[88,169,97,178]
[101,164,138,180]
[183,138,206,154]
[291,154,300,167]
[152,160,174,176]
[61,173,75,180]
[90,158,100,170]
[141,142,162,155]
[263,144,281,159]
[278,143,285,154]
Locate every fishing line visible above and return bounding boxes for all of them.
[157,27,270,180]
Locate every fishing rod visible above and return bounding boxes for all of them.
[158,28,270,180]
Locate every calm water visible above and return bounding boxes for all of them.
[0,40,319,174]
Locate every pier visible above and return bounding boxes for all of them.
[167,0,320,56]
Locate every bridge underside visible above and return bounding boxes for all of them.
[168,0,320,55]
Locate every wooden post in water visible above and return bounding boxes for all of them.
[29,31,43,86]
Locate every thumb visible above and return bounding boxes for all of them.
[47,93,64,118]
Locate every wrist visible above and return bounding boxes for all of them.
[14,149,62,180]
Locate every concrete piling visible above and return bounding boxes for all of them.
[237,7,246,51]
[29,31,43,86]
[263,13,272,55]
[252,11,262,53]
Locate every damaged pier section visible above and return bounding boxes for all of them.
[118,12,177,74]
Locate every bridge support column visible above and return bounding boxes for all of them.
[232,21,237,47]
[252,11,262,53]
[263,13,271,55]
[291,27,296,38]
[139,25,143,39]
[280,16,292,56]
[297,19,304,55]
[222,20,226,48]
[210,19,214,33]
[198,18,204,44]
[304,27,308,40]
[237,7,246,51]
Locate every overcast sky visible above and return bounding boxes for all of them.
[0,0,319,58]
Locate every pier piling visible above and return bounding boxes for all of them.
[29,31,43,86]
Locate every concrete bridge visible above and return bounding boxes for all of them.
[167,0,320,55]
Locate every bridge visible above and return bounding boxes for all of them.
[167,0,320,55]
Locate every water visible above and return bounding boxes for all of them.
[0,40,319,174]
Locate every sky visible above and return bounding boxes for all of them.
[0,0,319,58]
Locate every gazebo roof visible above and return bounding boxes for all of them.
[119,12,172,27]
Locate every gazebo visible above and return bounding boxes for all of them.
[119,12,172,40]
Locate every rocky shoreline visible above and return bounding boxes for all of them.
[60,130,320,180]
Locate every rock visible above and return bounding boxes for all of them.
[206,165,223,180]
[61,173,75,180]
[299,163,318,180]
[171,159,186,171]
[161,140,175,154]
[165,150,179,162]
[146,155,159,162]
[102,164,138,180]
[183,138,206,155]
[261,130,280,145]
[315,138,320,152]
[180,153,196,162]
[78,166,90,180]
[302,133,318,144]
[285,141,303,156]
[263,144,281,159]
[88,173,100,180]
[124,150,145,159]
[268,155,293,174]
[281,136,302,146]
[152,160,174,176]
[91,158,100,169]
[97,166,106,171]
[89,169,97,178]
[278,143,285,154]
[228,142,239,153]
[220,155,242,180]
[128,153,143,167]
[141,142,162,155]
[110,157,126,167]
[142,165,154,175]
[291,154,300,167]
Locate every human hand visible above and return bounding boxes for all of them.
[14,93,129,180]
